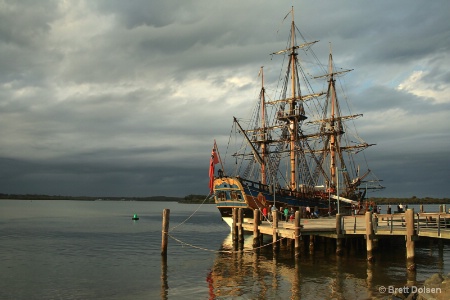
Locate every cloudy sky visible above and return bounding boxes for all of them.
[0,0,449,198]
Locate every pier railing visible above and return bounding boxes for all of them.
[341,212,450,238]
[416,213,450,238]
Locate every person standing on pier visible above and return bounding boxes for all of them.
[270,205,276,221]
[284,207,289,222]
[289,207,295,222]
[262,206,268,221]
[313,206,319,218]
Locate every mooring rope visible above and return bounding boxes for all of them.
[167,232,233,253]
[167,230,301,254]
[165,193,302,253]
[168,193,212,233]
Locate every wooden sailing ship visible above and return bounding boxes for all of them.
[209,8,384,226]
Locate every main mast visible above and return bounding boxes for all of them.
[328,47,337,189]
[289,7,297,191]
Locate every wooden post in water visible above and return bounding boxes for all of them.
[372,214,379,251]
[309,235,315,253]
[365,211,374,262]
[232,208,238,249]
[253,209,261,249]
[160,255,168,300]
[336,213,343,255]
[272,210,279,252]
[294,211,301,257]
[161,209,170,256]
[405,208,416,271]
[238,208,244,246]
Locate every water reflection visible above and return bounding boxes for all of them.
[202,233,449,299]
[206,234,338,299]
[160,256,168,300]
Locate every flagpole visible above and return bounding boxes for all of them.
[214,139,225,176]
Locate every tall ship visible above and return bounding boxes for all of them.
[209,7,384,226]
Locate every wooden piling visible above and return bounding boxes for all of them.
[272,210,279,252]
[372,214,379,251]
[232,208,238,250]
[253,209,261,249]
[309,235,315,253]
[232,208,238,238]
[405,208,416,271]
[294,211,301,257]
[365,211,374,262]
[161,209,170,256]
[238,208,244,245]
[160,255,168,300]
[336,213,343,255]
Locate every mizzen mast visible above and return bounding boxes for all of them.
[328,45,338,189]
[259,66,267,185]
[320,44,354,194]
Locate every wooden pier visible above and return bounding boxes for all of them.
[232,207,450,270]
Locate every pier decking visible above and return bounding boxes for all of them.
[231,207,450,270]
[241,212,450,239]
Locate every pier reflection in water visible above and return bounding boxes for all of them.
[200,233,448,299]
[204,234,352,299]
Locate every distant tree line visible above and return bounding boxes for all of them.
[367,196,450,205]
[179,194,213,204]
[0,193,183,202]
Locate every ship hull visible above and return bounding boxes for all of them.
[213,176,333,228]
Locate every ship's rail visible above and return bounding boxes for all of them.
[225,176,331,201]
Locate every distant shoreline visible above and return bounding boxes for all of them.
[0,195,181,202]
[0,193,214,204]
[0,194,448,204]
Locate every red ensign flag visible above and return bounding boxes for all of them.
[208,148,219,193]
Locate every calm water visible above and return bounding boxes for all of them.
[0,200,448,299]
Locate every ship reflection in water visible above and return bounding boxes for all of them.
[203,233,438,300]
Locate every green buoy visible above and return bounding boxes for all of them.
[132,214,139,220]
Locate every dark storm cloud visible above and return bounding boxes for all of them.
[0,0,449,197]
[352,85,449,114]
